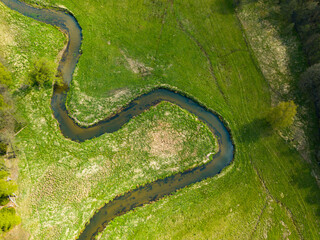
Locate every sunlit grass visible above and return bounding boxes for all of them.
[0,0,319,239]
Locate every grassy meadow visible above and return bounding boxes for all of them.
[0,5,216,238]
[0,0,319,239]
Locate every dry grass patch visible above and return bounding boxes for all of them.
[31,166,91,205]
[0,18,16,52]
[121,49,153,77]
[2,224,29,240]
[149,121,183,158]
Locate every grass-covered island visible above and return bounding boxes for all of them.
[0,0,319,239]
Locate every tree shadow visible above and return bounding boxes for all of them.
[240,118,320,217]
[290,171,320,217]
[237,118,272,143]
[211,0,258,16]
[260,1,320,164]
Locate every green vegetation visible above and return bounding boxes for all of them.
[0,63,12,87]
[0,63,15,155]
[279,0,320,65]
[0,7,217,238]
[0,0,319,240]
[0,161,10,207]
[267,101,297,129]
[0,95,6,112]
[15,93,215,239]
[300,63,320,118]
[274,0,320,162]
[27,58,57,87]
[0,62,20,235]
[0,177,17,200]
[0,142,6,156]
[0,208,21,233]
[0,159,20,234]
[237,0,319,167]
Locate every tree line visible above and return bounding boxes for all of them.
[235,0,320,160]
[0,58,61,234]
[0,62,20,233]
[279,0,320,161]
[280,0,320,65]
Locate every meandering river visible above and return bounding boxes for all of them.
[1,0,234,239]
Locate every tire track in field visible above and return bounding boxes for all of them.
[173,11,227,102]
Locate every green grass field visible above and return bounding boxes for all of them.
[0,0,319,239]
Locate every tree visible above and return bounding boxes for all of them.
[0,170,8,180]
[300,63,320,105]
[0,95,6,111]
[0,208,21,232]
[0,143,7,156]
[267,101,297,129]
[279,0,320,64]
[0,63,12,87]
[0,179,17,199]
[0,66,16,160]
[28,58,56,87]
[0,64,20,234]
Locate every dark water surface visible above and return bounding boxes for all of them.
[1,0,234,239]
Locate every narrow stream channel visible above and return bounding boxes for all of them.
[1,0,235,239]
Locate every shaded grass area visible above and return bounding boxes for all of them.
[237,0,319,172]
[0,0,320,239]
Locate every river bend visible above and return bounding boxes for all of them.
[1,0,234,239]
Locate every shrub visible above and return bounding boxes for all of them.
[0,179,17,199]
[0,95,6,111]
[0,197,9,206]
[0,170,8,181]
[28,58,56,87]
[0,208,20,232]
[0,142,7,156]
[0,63,12,87]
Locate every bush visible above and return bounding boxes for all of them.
[0,169,9,180]
[28,58,56,87]
[0,179,17,199]
[0,162,19,232]
[0,208,20,232]
[0,63,12,87]
[0,142,7,156]
[267,101,297,129]
[0,95,6,111]
[0,197,9,206]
